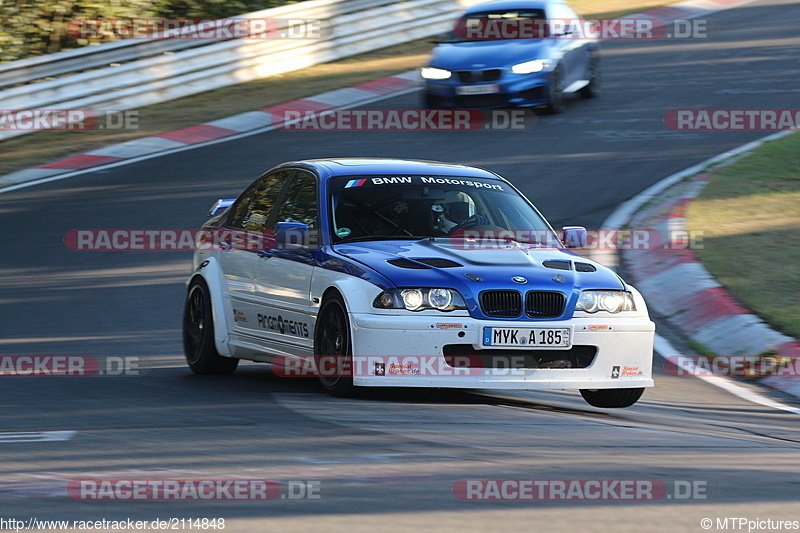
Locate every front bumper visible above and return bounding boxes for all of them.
[424,71,551,109]
[350,313,655,389]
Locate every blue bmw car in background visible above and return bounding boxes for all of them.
[421,0,600,113]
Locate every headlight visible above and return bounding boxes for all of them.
[428,288,453,310]
[421,67,452,80]
[373,288,466,312]
[511,59,547,74]
[575,290,636,314]
[402,289,425,311]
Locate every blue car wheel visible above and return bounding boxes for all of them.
[544,66,565,114]
[580,55,601,99]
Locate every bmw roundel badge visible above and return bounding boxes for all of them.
[512,276,527,284]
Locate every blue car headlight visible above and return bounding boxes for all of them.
[374,288,466,311]
[575,290,636,314]
[511,59,550,74]
[421,67,452,80]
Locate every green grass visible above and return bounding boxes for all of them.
[570,0,671,19]
[687,339,716,357]
[685,133,800,341]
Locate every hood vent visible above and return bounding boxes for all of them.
[540,260,597,272]
[387,258,431,269]
[412,258,462,268]
[542,260,571,270]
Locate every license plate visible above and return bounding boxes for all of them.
[456,84,500,95]
[483,327,571,348]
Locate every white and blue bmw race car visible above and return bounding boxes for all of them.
[183,159,654,408]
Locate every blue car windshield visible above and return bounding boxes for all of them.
[328,175,557,244]
[447,10,549,42]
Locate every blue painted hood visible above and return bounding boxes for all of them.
[333,239,624,320]
[429,39,551,71]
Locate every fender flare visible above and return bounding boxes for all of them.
[186,257,233,358]
[313,275,387,356]
[318,275,386,316]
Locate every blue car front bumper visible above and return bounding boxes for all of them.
[424,70,553,109]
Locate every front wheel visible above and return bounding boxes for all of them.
[544,67,565,114]
[580,387,644,408]
[422,91,442,109]
[314,294,356,397]
[183,278,238,375]
[580,56,601,99]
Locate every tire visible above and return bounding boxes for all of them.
[544,66,565,114]
[422,91,441,109]
[182,278,239,375]
[580,55,601,99]
[580,387,644,408]
[314,294,356,397]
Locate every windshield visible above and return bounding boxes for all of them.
[447,9,549,42]
[328,175,556,244]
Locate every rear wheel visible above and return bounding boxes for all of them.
[314,294,356,397]
[580,387,644,408]
[183,278,238,375]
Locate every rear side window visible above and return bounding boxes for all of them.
[229,169,293,230]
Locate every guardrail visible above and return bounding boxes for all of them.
[0,0,483,141]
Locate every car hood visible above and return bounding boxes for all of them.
[334,239,624,318]
[429,40,550,71]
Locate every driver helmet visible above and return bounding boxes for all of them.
[442,191,475,230]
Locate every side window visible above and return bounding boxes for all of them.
[229,169,293,230]
[275,170,318,229]
[228,185,256,228]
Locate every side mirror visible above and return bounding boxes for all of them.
[275,222,309,249]
[562,226,587,248]
[209,198,235,217]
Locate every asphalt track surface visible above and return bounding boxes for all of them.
[1,0,800,530]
